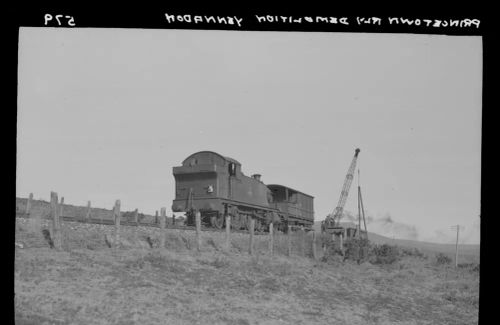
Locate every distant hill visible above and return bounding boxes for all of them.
[313,222,480,262]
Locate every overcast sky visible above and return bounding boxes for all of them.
[17,28,481,244]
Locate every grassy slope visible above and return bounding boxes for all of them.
[15,217,479,325]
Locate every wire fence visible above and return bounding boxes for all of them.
[15,192,326,259]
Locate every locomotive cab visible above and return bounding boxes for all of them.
[171,151,230,213]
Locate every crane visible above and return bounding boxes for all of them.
[322,148,360,232]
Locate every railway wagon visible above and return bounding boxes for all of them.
[171,151,314,231]
[267,184,314,229]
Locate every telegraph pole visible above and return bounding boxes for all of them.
[451,225,460,267]
[357,169,361,237]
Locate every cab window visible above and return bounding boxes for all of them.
[228,163,236,176]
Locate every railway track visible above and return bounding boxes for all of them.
[15,212,289,235]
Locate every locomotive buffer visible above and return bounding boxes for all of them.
[322,148,367,239]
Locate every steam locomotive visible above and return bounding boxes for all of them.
[171,151,314,231]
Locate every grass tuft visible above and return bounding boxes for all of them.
[435,252,452,265]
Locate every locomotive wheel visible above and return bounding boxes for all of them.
[231,214,242,230]
[243,215,252,231]
[210,214,224,229]
[185,210,195,226]
[254,219,262,232]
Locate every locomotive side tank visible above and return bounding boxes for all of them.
[171,151,276,230]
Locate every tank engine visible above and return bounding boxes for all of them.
[171,151,314,231]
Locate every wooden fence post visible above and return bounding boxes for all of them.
[268,222,274,255]
[114,200,121,248]
[300,226,305,256]
[59,197,65,218]
[312,231,317,260]
[160,207,166,249]
[340,232,344,253]
[225,214,231,251]
[248,218,255,255]
[322,233,327,256]
[287,225,292,257]
[133,208,139,242]
[85,201,92,222]
[155,210,159,225]
[50,192,62,250]
[195,211,202,252]
[26,193,33,215]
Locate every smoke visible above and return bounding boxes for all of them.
[425,217,480,244]
[378,215,393,225]
[348,211,419,240]
[340,210,480,244]
[342,211,357,222]
[433,229,449,240]
[387,221,419,240]
[461,217,480,244]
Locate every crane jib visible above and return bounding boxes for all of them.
[327,148,361,227]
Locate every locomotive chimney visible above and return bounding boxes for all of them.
[252,174,262,182]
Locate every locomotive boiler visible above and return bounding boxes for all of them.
[171,151,314,231]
